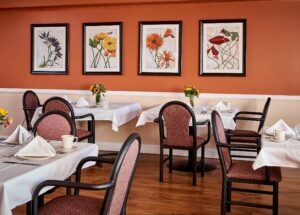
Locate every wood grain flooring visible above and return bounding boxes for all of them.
[12,155,300,215]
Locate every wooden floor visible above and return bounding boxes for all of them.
[13,154,300,215]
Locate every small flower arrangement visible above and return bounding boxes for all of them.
[89,84,106,105]
[184,86,200,108]
[0,107,13,128]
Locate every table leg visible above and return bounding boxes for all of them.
[168,150,217,172]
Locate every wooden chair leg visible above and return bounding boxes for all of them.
[273,183,279,215]
[226,182,232,212]
[66,176,71,195]
[221,179,227,215]
[169,148,173,174]
[26,201,32,215]
[192,149,197,186]
[201,146,205,177]
[159,145,164,182]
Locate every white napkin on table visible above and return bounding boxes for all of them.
[76,97,89,107]
[213,101,231,111]
[62,95,72,104]
[4,125,33,144]
[265,119,296,136]
[14,136,56,157]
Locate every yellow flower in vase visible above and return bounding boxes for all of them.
[184,86,200,108]
[89,84,106,106]
[0,107,13,129]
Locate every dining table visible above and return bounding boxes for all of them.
[136,104,239,172]
[0,141,98,215]
[31,102,142,132]
[253,133,300,170]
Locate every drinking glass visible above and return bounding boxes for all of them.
[294,124,300,140]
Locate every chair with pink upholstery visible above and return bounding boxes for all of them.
[32,110,76,140]
[211,110,281,215]
[43,96,95,143]
[22,90,42,131]
[32,133,141,215]
[158,101,210,186]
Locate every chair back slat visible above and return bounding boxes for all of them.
[212,111,232,172]
[101,133,141,215]
[258,97,271,132]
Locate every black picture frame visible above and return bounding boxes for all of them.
[199,19,246,76]
[83,22,122,75]
[31,23,69,74]
[138,21,182,76]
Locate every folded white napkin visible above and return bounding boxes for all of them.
[76,97,89,107]
[62,95,72,104]
[4,125,33,144]
[14,136,56,157]
[265,119,296,136]
[213,101,231,111]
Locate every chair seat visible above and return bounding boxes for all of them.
[227,160,281,182]
[163,136,206,148]
[229,129,259,143]
[39,195,102,215]
[77,129,93,141]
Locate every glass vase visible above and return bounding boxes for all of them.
[189,97,195,108]
[95,93,101,105]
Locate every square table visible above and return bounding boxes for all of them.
[136,104,238,129]
[31,102,142,132]
[253,135,300,170]
[0,142,98,215]
[135,104,238,172]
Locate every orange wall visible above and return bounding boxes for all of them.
[0,1,300,94]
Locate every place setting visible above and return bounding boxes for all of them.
[264,119,297,143]
[56,134,79,154]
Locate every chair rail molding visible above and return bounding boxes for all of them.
[0,88,300,101]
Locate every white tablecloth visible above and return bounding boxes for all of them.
[0,142,98,215]
[31,102,142,132]
[136,105,238,129]
[253,135,300,170]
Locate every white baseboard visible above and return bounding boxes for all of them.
[96,141,219,158]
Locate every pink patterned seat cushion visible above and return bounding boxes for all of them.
[76,129,92,140]
[39,195,102,215]
[229,129,259,142]
[227,160,281,182]
[164,136,206,148]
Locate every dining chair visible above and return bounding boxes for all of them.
[32,133,141,215]
[226,97,271,158]
[22,90,42,131]
[43,96,95,143]
[158,101,210,186]
[32,110,76,141]
[211,110,281,215]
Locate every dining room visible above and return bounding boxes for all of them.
[0,0,300,214]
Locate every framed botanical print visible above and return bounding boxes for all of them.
[200,19,246,76]
[139,21,182,76]
[83,22,122,75]
[31,24,68,74]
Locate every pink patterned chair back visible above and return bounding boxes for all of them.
[23,90,41,131]
[43,97,72,116]
[161,103,193,147]
[212,111,232,172]
[102,133,141,215]
[33,110,76,141]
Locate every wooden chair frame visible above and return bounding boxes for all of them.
[212,110,279,215]
[22,90,42,131]
[158,101,210,186]
[43,96,95,143]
